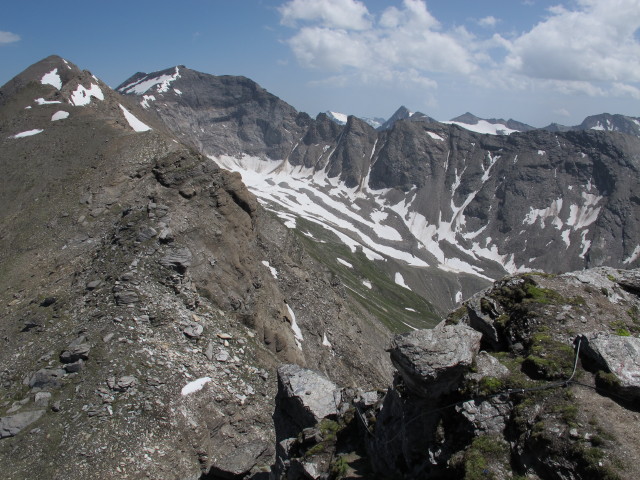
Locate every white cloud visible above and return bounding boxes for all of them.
[0,31,20,45]
[279,0,640,102]
[279,0,371,30]
[280,0,476,90]
[504,0,640,83]
[478,16,499,28]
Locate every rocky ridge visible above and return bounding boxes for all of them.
[0,56,393,479]
[274,267,640,479]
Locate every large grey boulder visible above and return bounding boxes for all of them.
[0,410,45,438]
[580,332,640,400]
[276,364,340,430]
[389,322,482,398]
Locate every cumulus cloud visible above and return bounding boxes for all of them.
[279,0,371,30]
[504,0,640,83]
[279,0,476,89]
[0,31,20,45]
[478,16,499,28]
[278,0,640,100]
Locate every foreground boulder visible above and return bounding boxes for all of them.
[389,323,482,398]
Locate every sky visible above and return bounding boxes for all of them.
[1,0,640,127]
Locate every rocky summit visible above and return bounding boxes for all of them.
[2,55,640,480]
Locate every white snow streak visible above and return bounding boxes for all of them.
[426,131,444,141]
[119,104,151,132]
[261,260,278,279]
[35,98,61,105]
[286,304,304,350]
[362,279,372,289]
[10,129,43,138]
[443,120,518,135]
[322,332,332,348]
[337,258,353,268]
[623,245,640,265]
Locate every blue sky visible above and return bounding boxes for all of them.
[1,0,640,127]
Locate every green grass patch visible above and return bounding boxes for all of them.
[463,435,510,480]
[291,216,441,333]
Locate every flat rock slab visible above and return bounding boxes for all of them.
[580,332,640,400]
[389,323,482,398]
[0,410,45,438]
[277,364,340,428]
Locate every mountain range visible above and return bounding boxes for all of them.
[2,55,640,479]
[116,64,640,315]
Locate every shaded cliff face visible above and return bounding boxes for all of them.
[0,56,393,480]
[120,67,640,313]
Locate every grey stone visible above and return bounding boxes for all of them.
[458,397,511,435]
[63,359,84,373]
[215,349,230,362]
[137,226,157,242]
[389,322,482,398]
[467,351,510,383]
[86,280,102,290]
[159,248,192,273]
[204,341,215,361]
[579,332,640,400]
[183,323,204,338]
[115,289,139,305]
[60,343,90,363]
[34,392,51,407]
[0,410,45,438]
[276,364,341,427]
[29,368,66,390]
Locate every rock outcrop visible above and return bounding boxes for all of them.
[272,267,640,479]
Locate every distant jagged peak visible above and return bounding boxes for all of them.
[325,111,348,125]
[379,106,437,131]
[542,113,640,138]
[444,111,533,135]
[116,65,184,95]
[324,110,386,129]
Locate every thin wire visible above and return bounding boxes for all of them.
[359,339,585,444]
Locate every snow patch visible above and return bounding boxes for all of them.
[362,279,372,289]
[10,129,43,138]
[261,260,278,279]
[427,131,444,141]
[41,68,62,90]
[119,104,151,132]
[394,272,410,290]
[537,150,545,156]
[181,377,212,395]
[327,111,348,124]
[405,307,417,312]
[443,120,518,135]
[455,291,463,303]
[35,98,61,105]
[51,110,69,121]
[624,245,640,265]
[337,258,353,268]
[523,198,563,229]
[119,67,181,95]
[140,95,156,109]
[286,304,304,350]
[322,332,332,348]
[70,83,104,106]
